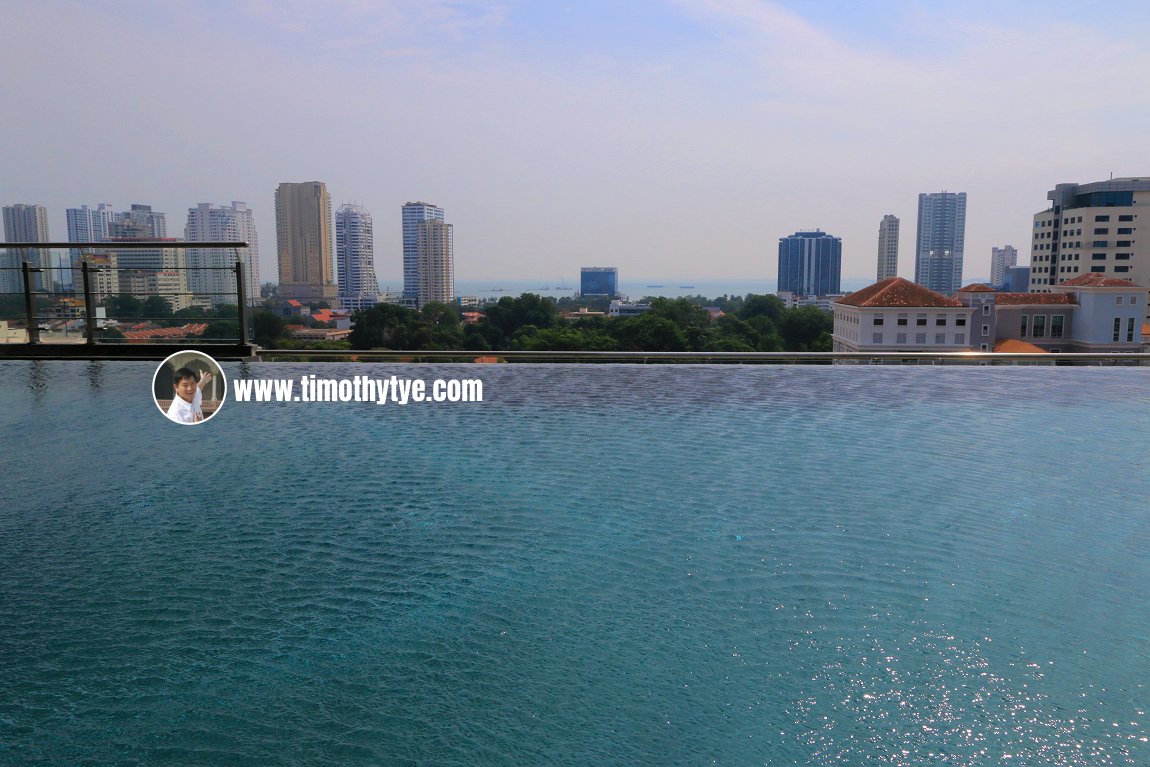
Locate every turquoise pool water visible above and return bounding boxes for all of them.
[2,362,1149,765]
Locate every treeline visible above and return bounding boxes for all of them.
[348,294,832,353]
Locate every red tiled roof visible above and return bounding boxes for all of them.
[1143,323,1150,337]
[122,323,207,340]
[287,299,302,307]
[1059,274,1138,287]
[957,283,996,292]
[836,277,962,307]
[993,293,1076,305]
[995,339,1049,353]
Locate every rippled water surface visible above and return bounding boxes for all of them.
[2,362,1149,766]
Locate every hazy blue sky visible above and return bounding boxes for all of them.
[3,0,1148,285]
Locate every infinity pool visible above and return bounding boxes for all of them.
[2,362,1148,765]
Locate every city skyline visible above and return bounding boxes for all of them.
[4,2,1149,284]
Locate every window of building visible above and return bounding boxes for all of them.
[1130,295,1140,305]
[1118,228,1133,235]
[897,313,908,326]
[956,317,966,326]
[1092,241,1108,248]
[872,332,883,344]
[933,333,944,344]
[936,316,946,326]
[1115,265,1130,272]
[1094,228,1109,235]
[1128,317,1136,343]
[1096,215,1111,222]
[896,333,906,344]
[1051,315,1064,339]
[1116,240,1132,247]
[1113,317,1122,342]
[916,314,927,326]
[1091,266,1106,273]
[916,332,926,344]
[1092,253,1107,260]
[981,324,990,337]
[873,316,884,325]
[980,343,989,351]
[1032,315,1046,338]
[955,333,965,345]
[1119,214,1134,222]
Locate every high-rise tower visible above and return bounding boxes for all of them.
[989,245,1017,288]
[876,214,899,281]
[276,182,337,304]
[185,202,260,305]
[335,204,379,311]
[402,202,452,308]
[2,204,51,291]
[777,230,842,297]
[914,192,967,295]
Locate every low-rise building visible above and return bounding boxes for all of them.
[832,278,973,353]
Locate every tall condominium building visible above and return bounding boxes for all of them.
[580,267,618,297]
[402,201,445,303]
[989,245,1018,287]
[414,218,454,308]
[777,230,842,297]
[876,214,899,281]
[276,181,337,304]
[108,203,168,240]
[104,204,187,310]
[66,203,115,290]
[185,202,260,306]
[66,203,115,264]
[914,192,967,295]
[1029,177,1150,321]
[335,203,380,311]
[2,203,51,292]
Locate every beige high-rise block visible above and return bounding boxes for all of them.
[276,182,337,304]
[876,214,899,281]
[417,219,453,308]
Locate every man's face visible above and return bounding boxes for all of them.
[174,375,197,403]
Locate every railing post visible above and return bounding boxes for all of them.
[235,258,250,345]
[81,261,97,345]
[22,261,39,345]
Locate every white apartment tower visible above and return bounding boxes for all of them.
[185,202,260,306]
[105,204,188,311]
[2,204,51,292]
[914,192,967,295]
[990,245,1018,287]
[402,201,445,304]
[66,203,115,289]
[876,214,899,281]
[335,204,380,311]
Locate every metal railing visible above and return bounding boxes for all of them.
[1,241,250,347]
[256,349,1150,365]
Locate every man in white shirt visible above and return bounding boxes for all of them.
[166,367,214,424]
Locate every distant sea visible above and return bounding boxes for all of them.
[375,278,878,302]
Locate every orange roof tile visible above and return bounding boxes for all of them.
[836,277,962,308]
[1059,273,1138,287]
[993,293,1076,305]
[287,299,302,307]
[995,339,1049,354]
[1143,323,1150,337]
[957,283,996,292]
